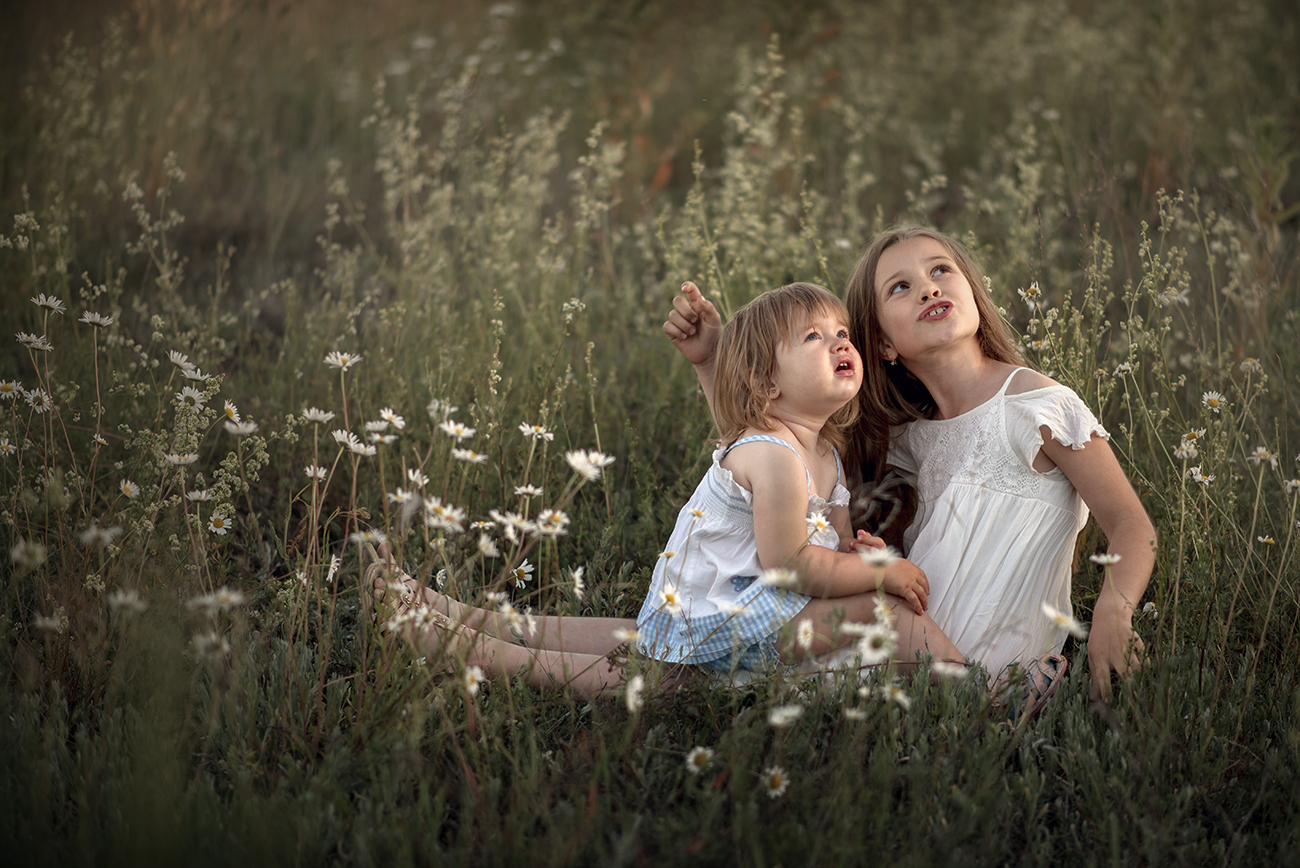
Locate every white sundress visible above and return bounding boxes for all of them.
[636,435,850,670]
[888,367,1108,675]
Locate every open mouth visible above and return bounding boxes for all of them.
[835,359,854,373]
[921,302,951,320]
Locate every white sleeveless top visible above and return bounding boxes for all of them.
[636,435,849,667]
[887,368,1108,674]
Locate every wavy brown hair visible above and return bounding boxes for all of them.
[843,226,1024,480]
[713,282,860,454]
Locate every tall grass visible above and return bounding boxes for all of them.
[2,1,1298,864]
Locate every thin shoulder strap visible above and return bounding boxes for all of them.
[723,435,813,492]
[998,366,1031,397]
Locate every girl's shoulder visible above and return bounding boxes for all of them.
[1004,367,1059,395]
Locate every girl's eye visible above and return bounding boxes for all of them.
[930,264,950,278]
[804,331,820,342]
[888,281,908,295]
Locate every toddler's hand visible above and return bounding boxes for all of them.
[880,559,929,615]
[663,281,721,368]
[844,529,886,553]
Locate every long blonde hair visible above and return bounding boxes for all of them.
[844,226,1024,478]
[713,282,860,454]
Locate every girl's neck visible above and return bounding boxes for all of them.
[765,407,830,455]
[902,342,1015,420]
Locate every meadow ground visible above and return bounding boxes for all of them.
[1,1,1298,864]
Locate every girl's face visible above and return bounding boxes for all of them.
[873,237,980,363]
[769,307,862,413]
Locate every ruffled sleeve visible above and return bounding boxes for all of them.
[886,424,919,475]
[1006,385,1109,469]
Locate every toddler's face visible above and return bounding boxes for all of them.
[769,307,862,412]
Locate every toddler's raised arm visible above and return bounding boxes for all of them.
[663,281,723,425]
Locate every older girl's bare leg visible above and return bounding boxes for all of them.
[777,592,965,666]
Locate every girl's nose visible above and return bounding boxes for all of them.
[920,282,943,303]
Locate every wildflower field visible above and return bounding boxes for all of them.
[2,0,1299,864]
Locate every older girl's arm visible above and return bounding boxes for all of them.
[1042,430,1157,701]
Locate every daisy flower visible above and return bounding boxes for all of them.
[348,529,388,545]
[760,566,798,588]
[225,420,258,436]
[120,480,141,499]
[425,498,466,534]
[107,589,147,613]
[767,704,804,728]
[1201,391,1226,413]
[570,565,586,600]
[611,626,638,643]
[31,293,66,314]
[452,447,488,464]
[388,487,415,505]
[565,449,615,481]
[186,489,212,502]
[660,587,683,614]
[222,401,241,423]
[761,765,790,799]
[323,350,361,372]
[208,514,231,535]
[426,398,457,421]
[1240,358,1263,374]
[879,684,912,710]
[856,623,898,666]
[165,452,199,466]
[465,666,485,696]
[80,311,114,327]
[0,438,15,457]
[859,545,900,566]
[94,434,107,445]
[1042,602,1087,639]
[26,388,52,412]
[407,468,430,488]
[688,507,707,521]
[625,675,644,713]
[80,523,123,547]
[168,350,191,369]
[796,619,815,651]
[477,534,500,558]
[1089,552,1122,565]
[1258,536,1276,545]
[332,429,363,451]
[1246,446,1278,470]
[305,465,327,481]
[0,380,21,400]
[1017,281,1044,308]
[514,484,544,497]
[685,747,714,775]
[510,559,535,588]
[1186,466,1214,485]
[518,422,554,442]
[1174,440,1198,461]
[365,419,388,433]
[34,613,67,633]
[17,332,53,351]
[930,660,969,679]
[533,508,570,537]
[439,420,476,441]
[177,386,206,410]
[302,407,335,424]
[192,631,231,659]
[1285,479,1300,494]
[379,408,406,430]
[181,367,211,381]
[806,511,831,535]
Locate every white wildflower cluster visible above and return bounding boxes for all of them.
[564,449,614,481]
[425,497,466,534]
